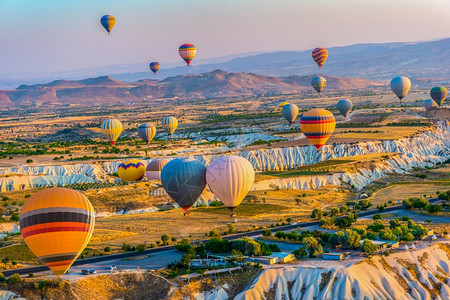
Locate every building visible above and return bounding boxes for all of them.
[359,239,399,250]
[189,258,228,268]
[247,256,277,265]
[323,253,344,260]
[268,252,295,263]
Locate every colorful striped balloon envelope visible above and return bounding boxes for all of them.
[20,188,95,276]
[101,119,123,144]
[118,159,146,182]
[178,43,196,66]
[300,108,336,151]
[312,48,328,68]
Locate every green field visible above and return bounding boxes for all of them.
[192,203,289,216]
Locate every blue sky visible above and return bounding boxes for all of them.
[0,0,449,75]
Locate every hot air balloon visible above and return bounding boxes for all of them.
[311,76,326,93]
[300,108,336,151]
[101,119,123,144]
[390,76,411,102]
[282,103,299,125]
[20,188,95,276]
[161,158,206,215]
[312,48,328,68]
[161,116,178,135]
[336,99,353,118]
[118,159,146,182]
[100,15,115,34]
[178,43,196,66]
[137,123,156,144]
[423,99,438,110]
[149,62,160,74]
[146,159,170,181]
[206,156,255,217]
[430,86,447,106]
[278,101,289,112]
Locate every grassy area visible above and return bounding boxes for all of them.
[369,184,449,206]
[257,153,396,181]
[0,244,39,268]
[192,203,288,216]
[333,126,426,140]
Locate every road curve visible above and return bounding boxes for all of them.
[3,198,440,277]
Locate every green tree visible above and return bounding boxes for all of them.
[340,205,349,214]
[311,208,323,219]
[339,229,361,249]
[293,247,307,258]
[372,214,381,220]
[360,239,378,255]
[425,204,442,214]
[232,249,244,262]
[262,229,272,237]
[379,230,398,241]
[401,232,414,241]
[161,234,170,245]
[136,244,146,253]
[302,236,323,258]
[7,273,22,284]
[206,237,231,253]
[330,208,339,217]
[228,223,236,234]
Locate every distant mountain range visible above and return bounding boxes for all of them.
[0,70,377,108]
[1,38,448,90]
[114,38,449,83]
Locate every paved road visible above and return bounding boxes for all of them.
[3,198,441,277]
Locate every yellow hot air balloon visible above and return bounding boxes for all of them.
[101,119,123,144]
[20,188,95,276]
[161,116,178,135]
[300,109,336,151]
[278,101,289,112]
[118,159,146,182]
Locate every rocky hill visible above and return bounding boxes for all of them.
[235,243,450,300]
[0,70,377,107]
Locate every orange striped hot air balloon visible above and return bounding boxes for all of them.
[20,188,95,276]
[312,47,328,68]
[178,43,196,66]
[300,108,336,151]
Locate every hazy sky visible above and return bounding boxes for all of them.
[0,0,449,75]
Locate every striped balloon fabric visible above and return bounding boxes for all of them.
[311,76,327,93]
[20,188,95,276]
[137,123,156,144]
[118,159,146,182]
[312,47,328,68]
[101,119,123,144]
[300,108,336,151]
[146,159,170,181]
[430,86,447,106]
[161,116,178,135]
[178,43,197,66]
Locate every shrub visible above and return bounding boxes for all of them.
[293,247,307,258]
[311,208,323,219]
[360,239,377,254]
[262,229,272,237]
[0,272,6,283]
[104,246,111,252]
[136,244,146,253]
[7,273,22,284]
